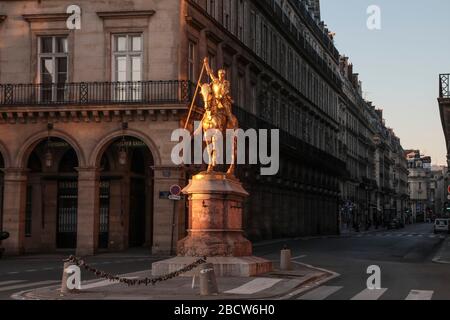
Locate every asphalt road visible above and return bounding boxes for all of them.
[253,223,450,300]
[0,223,448,300]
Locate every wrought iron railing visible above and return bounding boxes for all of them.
[440,74,450,98]
[0,80,192,106]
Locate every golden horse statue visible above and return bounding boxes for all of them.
[197,83,239,175]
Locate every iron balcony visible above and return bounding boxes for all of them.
[0,80,192,106]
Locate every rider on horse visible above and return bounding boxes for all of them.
[204,58,234,126]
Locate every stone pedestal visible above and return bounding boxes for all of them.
[152,172,272,277]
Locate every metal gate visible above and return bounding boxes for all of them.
[57,180,78,248]
[99,180,110,249]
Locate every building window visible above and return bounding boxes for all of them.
[206,0,216,18]
[262,24,268,61]
[38,36,68,102]
[238,73,245,108]
[208,52,216,74]
[224,0,231,30]
[112,34,143,101]
[250,83,257,114]
[188,41,197,83]
[280,44,286,78]
[238,0,244,41]
[250,11,256,51]
[25,185,32,237]
[272,33,278,69]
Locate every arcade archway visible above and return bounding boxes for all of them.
[25,137,79,250]
[96,136,154,250]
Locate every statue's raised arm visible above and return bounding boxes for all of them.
[203,57,217,82]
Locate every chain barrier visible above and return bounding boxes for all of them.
[66,255,207,286]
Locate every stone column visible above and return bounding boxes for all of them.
[1,168,28,255]
[108,179,125,250]
[41,180,57,251]
[26,175,43,252]
[76,167,100,256]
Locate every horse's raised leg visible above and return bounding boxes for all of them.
[227,132,237,176]
[206,139,214,172]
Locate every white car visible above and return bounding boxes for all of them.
[434,219,450,234]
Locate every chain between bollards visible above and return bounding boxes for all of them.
[61,255,207,289]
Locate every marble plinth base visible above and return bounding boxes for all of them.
[151,256,273,277]
[160,172,273,277]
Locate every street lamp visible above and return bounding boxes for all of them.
[44,123,54,168]
[118,122,128,166]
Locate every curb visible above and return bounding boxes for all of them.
[276,261,340,300]
[432,237,450,264]
[253,229,389,248]
[14,261,338,301]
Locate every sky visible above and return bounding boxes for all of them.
[320,0,450,165]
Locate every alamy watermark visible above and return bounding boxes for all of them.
[367,5,381,30]
[171,121,280,176]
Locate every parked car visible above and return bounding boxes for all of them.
[388,219,402,230]
[434,219,450,234]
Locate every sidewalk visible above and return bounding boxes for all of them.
[15,261,335,300]
[433,236,450,264]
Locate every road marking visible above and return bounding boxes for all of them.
[297,286,342,300]
[291,255,306,260]
[225,278,282,295]
[43,268,54,271]
[82,277,139,290]
[351,288,387,300]
[405,290,433,300]
[407,234,414,237]
[25,269,37,272]
[0,280,26,287]
[0,280,59,292]
[6,272,19,275]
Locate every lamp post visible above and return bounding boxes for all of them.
[44,123,54,168]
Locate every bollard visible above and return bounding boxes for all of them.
[199,263,218,296]
[280,246,292,271]
[60,260,80,294]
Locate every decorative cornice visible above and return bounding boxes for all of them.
[185,15,206,31]
[205,30,222,44]
[0,106,184,125]
[249,63,262,75]
[23,13,69,23]
[97,10,155,20]
[221,42,237,56]
[236,54,250,66]
[0,15,6,24]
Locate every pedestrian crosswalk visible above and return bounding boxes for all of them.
[352,232,446,239]
[0,279,59,293]
[296,285,435,300]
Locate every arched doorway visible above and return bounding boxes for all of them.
[26,137,79,250]
[97,136,154,250]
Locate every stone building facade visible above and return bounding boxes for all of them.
[430,165,448,218]
[338,57,409,231]
[406,151,432,223]
[0,0,346,256]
